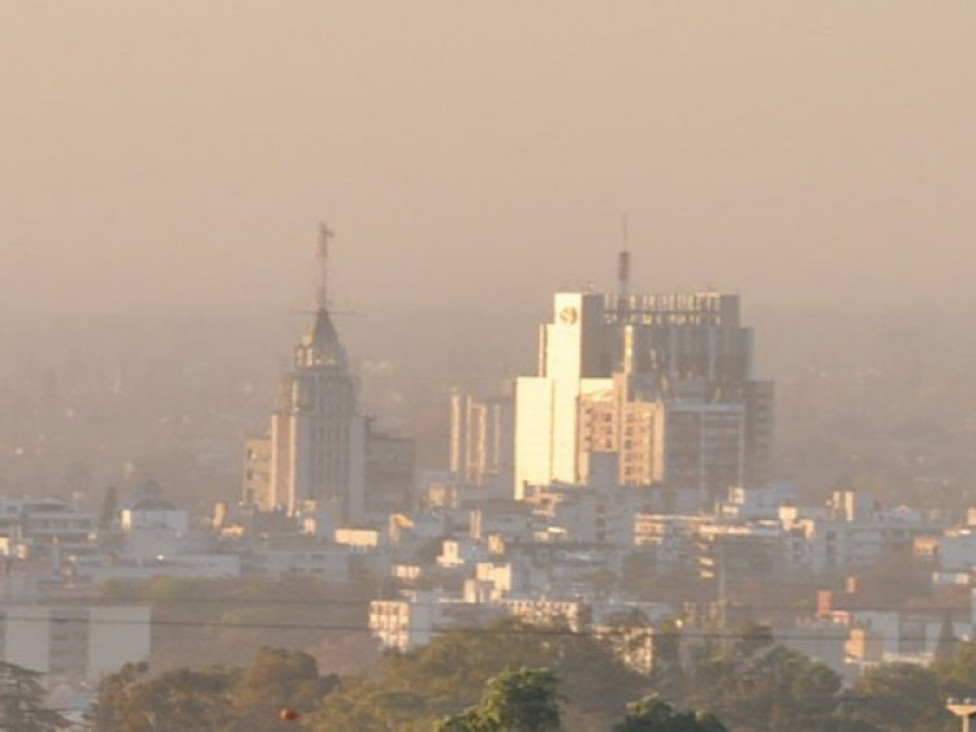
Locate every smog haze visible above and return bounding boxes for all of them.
[7,6,976,726]
[2,1,974,318]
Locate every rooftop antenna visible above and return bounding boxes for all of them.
[317,222,334,311]
[617,212,631,319]
[289,223,354,318]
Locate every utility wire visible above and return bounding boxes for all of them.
[0,610,962,643]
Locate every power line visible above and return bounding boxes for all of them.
[0,609,964,644]
[79,594,375,608]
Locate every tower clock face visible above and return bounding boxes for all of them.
[558,306,579,324]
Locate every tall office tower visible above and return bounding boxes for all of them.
[514,292,613,496]
[243,226,367,524]
[449,387,514,487]
[268,305,367,519]
[514,259,773,505]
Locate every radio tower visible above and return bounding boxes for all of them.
[317,222,334,311]
[617,212,631,322]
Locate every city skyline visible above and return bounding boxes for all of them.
[2,3,976,726]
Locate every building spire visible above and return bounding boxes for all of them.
[617,212,631,323]
[296,222,346,368]
[317,222,334,311]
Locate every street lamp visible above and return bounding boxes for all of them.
[946,699,976,732]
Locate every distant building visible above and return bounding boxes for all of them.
[242,227,413,525]
[369,591,502,651]
[0,605,150,683]
[523,455,658,547]
[450,387,514,490]
[793,491,926,574]
[111,479,201,561]
[120,493,190,535]
[0,497,98,561]
[71,552,241,582]
[273,304,367,521]
[242,301,366,524]
[364,427,416,517]
[513,265,773,505]
[242,436,272,510]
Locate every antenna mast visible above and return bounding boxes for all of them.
[617,212,631,319]
[317,222,334,311]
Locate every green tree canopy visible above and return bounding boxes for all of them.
[89,663,239,731]
[89,649,337,731]
[832,662,956,732]
[936,637,976,699]
[439,667,562,732]
[306,618,645,730]
[682,625,842,732]
[612,694,727,731]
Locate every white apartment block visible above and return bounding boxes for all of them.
[0,605,150,683]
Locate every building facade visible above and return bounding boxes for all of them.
[242,229,414,526]
[243,307,367,523]
[0,605,150,682]
[449,388,514,489]
[514,282,773,505]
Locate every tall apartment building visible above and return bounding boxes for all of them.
[514,258,773,505]
[449,388,514,488]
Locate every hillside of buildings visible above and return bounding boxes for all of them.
[5,295,976,724]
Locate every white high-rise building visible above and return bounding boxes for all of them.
[515,292,613,496]
[513,265,773,505]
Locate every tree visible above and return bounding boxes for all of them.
[682,626,843,731]
[230,647,336,723]
[302,676,431,732]
[932,612,958,665]
[89,650,337,731]
[93,665,239,731]
[936,637,976,699]
[0,661,69,731]
[613,695,727,731]
[305,617,645,728]
[85,661,148,730]
[725,645,841,731]
[439,667,562,731]
[833,662,955,732]
[731,622,774,663]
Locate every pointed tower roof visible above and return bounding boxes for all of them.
[297,306,347,368]
[292,222,349,368]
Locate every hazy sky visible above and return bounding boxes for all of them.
[2,1,974,317]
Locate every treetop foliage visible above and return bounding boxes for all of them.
[439,667,563,732]
[88,621,976,731]
[0,661,69,732]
